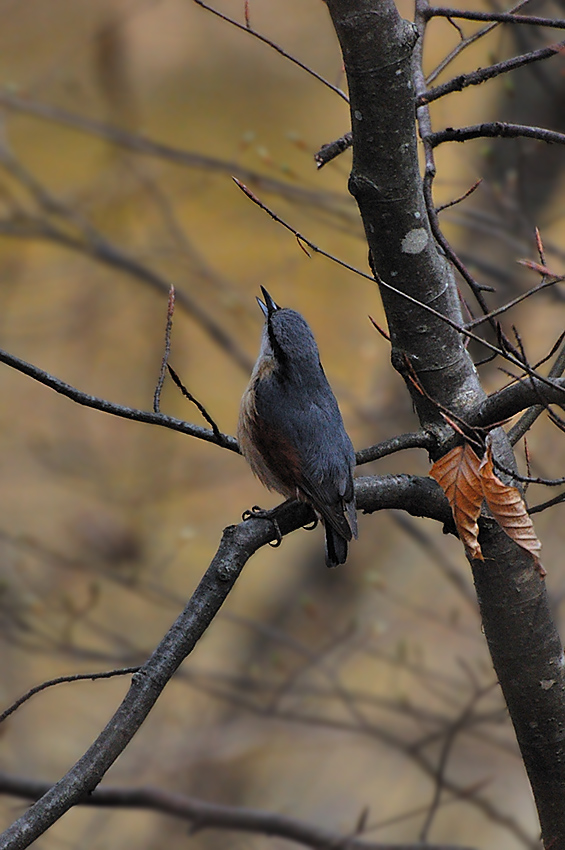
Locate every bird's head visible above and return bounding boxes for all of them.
[256,286,320,369]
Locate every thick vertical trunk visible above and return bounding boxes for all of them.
[325,0,565,844]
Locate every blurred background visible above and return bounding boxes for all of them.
[0,0,563,847]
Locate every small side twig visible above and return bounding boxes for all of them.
[492,459,565,487]
[508,339,565,445]
[420,41,565,106]
[233,181,563,395]
[465,278,564,330]
[425,7,565,29]
[167,365,222,440]
[436,178,482,213]
[154,285,176,413]
[192,0,349,102]
[0,667,141,724]
[528,492,565,515]
[427,122,565,148]
[314,131,353,169]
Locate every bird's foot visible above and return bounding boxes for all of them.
[302,516,318,531]
[241,505,283,547]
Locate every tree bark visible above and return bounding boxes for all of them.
[325,0,565,845]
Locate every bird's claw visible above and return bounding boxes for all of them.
[242,505,283,548]
[242,505,269,520]
[302,516,318,532]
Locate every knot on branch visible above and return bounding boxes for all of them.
[348,173,386,202]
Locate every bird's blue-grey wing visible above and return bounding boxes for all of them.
[255,372,357,540]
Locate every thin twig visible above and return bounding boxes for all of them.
[427,122,565,148]
[426,7,565,29]
[492,460,565,486]
[436,178,482,213]
[425,0,532,85]
[0,668,141,724]
[191,0,349,102]
[167,365,222,439]
[232,178,565,397]
[528,492,565,515]
[508,340,565,444]
[465,276,564,329]
[154,285,175,413]
[420,40,565,106]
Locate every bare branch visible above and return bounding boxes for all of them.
[427,122,565,148]
[192,0,349,103]
[425,0,532,85]
[426,7,565,29]
[0,770,476,850]
[466,276,564,330]
[420,40,565,106]
[315,131,353,168]
[356,432,434,465]
[473,376,565,429]
[167,365,222,440]
[0,347,239,452]
[528,492,565,515]
[0,668,141,725]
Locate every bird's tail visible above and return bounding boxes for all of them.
[324,525,348,568]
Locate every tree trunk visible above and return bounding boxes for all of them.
[325,0,565,844]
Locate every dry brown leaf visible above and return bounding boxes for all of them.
[430,445,484,560]
[479,446,545,576]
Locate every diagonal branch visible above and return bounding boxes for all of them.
[192,0,349,102]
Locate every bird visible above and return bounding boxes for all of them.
[238,287,357,567]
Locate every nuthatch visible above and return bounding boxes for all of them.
[238,287,357,567]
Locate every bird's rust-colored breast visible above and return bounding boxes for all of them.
[238,372,302,500]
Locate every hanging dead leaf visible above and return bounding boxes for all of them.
[479,446,545,576]
[430,444,484,560]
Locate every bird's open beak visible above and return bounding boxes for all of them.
[257,286,280,318]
